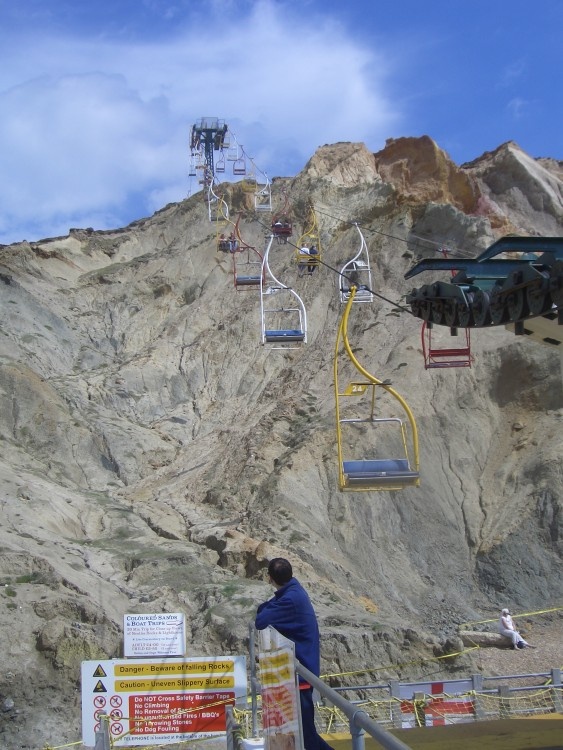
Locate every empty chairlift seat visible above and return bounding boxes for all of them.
[264,329,305,343]
[255,185,272,212]
[236,274,262,287]
[339,225,374,303]
[422,322,472,369]
[260,235,308,347]
[233,157,247,175]
[334,285,420,491]
[233,244,263,290]
[342,459,419,488]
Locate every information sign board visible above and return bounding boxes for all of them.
[123,613,186,657]
[81,655,246,747]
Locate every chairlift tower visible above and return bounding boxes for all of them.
[190,117,229,179]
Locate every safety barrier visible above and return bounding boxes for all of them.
[295,662,412,750]
[42,609,563,748]
[239,669,562,740]
[323,669,563,729]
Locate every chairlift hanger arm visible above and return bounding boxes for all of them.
[341,288,394,391]
[404,257,545,281]
[339,285,419,469]
[477,236,563,260]
[261,234,307,347]
[405,258,472,279]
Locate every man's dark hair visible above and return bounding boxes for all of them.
[268,558,293,586]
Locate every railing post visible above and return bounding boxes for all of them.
[226,705,235,750]
[249,622,259,737]
[350,710,366,750]
[94,715,111,750]
[295,661,412,750]
[499,685,511,719]
[413,692,426,727]
[389,680,402,729]
[226,705,243,750]
[550,668,562,713]
[471,673,485,720]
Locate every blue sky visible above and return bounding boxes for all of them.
[1,0,561,245]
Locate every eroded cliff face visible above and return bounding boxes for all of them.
[462,141,563,235]
[0,136,561,748]
[374,135,478,213]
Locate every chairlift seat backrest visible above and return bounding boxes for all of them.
[273,223,292,235]
[233,159,246,175]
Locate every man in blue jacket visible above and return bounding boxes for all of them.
[255,558,334,750]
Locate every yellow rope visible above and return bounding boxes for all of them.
[116,696,233,725]
[321,645,479,679]
[459,605,563,630]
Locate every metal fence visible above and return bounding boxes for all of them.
[296,661,412,750]
[244,624,562,749]
[326,669,563,728]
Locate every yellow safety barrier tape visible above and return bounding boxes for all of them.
[459,605,563,630]
[321,645,479,679]
[115,696,234,725]
[106,696,239,747]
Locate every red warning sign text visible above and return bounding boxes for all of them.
[128,691,234,735]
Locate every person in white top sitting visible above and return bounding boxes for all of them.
[307,245,318,274]
[298,247,310,277]
[498,608,530,649]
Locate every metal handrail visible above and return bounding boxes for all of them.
[483,671,553,682]
[294,661,412,750]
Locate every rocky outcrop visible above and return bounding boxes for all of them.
[374,135,478,212]
[462,141,563,235]
[0,138,561,748]
[302,141,381,186]
[459,631,512,649]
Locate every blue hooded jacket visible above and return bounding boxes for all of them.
[255,577,321,679]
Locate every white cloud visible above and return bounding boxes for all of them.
[0,0,400,244]
[506,97,528,120]
[499,59,526,87]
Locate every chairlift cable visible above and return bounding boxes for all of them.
[314,206,479,261]
[252,214,413,315]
